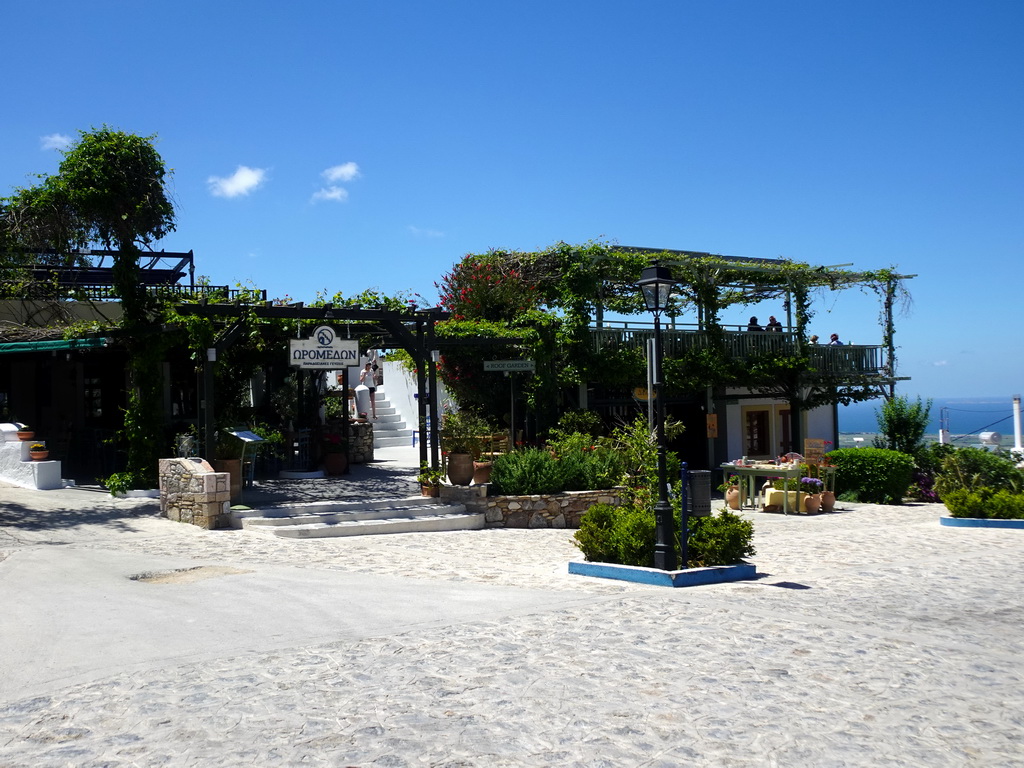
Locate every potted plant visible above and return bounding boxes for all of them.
[718,474,742,510]
[322,432,349,476]
[417,463,444,497]
[16,425,34,441]
[440,407,491,486]
[800,476,824,513]
[29,442,49,461]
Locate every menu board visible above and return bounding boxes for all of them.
[803,438,826,464]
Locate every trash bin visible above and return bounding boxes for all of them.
[687,469,712,517]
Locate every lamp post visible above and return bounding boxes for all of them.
[638,264,683,570]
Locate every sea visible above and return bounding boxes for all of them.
[837,396,1021,450]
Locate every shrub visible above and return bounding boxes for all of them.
[933,446,1024,497]
[826,447,915,504]
[489,448,563,495]
[608,507,656,568]
[687,510,756,567]
[490,434,625,495]
[943,488,1024,519]
[573,503,619,563]
[548,431,624,491]
[574,503,755,568]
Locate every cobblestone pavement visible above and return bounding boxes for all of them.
[1,473,1023,766]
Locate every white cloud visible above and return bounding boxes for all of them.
[322,162,360,183]
[41,133,72,151]
[408,225,444,238]
[933,360,948,367]
[207,166,267,198]
[311,186,349,203]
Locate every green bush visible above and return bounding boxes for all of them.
[826,447,915,504]
[933,447,1024,497]
[573,503,619,563]
[608,507,656,568]
[687,510,756,567]
[943,487,1024,519]
[573,504,755,568]
[489,448,563,495]
[490,435,625,495]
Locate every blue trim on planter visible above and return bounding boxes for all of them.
[940,516,1024,529]
[568,560,756,587]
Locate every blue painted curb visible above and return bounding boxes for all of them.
[940,516,1024,529]
[568,560,756,587]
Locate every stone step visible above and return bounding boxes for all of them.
[232,497,482,538]
[374,433,414,448]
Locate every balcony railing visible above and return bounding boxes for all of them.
[590,323,885,377]
[3,282,266,303]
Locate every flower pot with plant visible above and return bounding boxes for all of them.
[718,474,741,510]
[417,463,444,496]
[322,432,349,476]
[29,442,49,461]
[799,476,824,513]
[441,407,492,486]
[17,426,34,441]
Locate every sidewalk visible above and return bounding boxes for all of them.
[1,473,1023,765]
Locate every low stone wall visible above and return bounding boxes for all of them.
[442,486,624,529]
[158,457,231,529]
[349,422,374,464]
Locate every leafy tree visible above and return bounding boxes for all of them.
[3,128,176,487]
[873,394,932,457]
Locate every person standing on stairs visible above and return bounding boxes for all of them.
[360,362,378,419]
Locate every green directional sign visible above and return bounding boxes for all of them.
[483,359,536,372]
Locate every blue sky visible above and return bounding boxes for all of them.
[3,0,1022,401]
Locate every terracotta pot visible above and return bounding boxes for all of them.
[29,450,49,461]
[446,452,474,486]
[725,486,741,510]
[472,460,493,485]
[17,431,34,441]
[820,490,835,513]
[421,484,440,497]
[803,493,822,514]
[323,452,348,476]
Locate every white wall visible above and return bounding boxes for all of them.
[380,359,449,430]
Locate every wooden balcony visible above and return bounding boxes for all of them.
[590,322,885,378]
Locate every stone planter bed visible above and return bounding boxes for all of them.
[442,486,625,529]
[568,560,757,588]
[939,516,1024,529]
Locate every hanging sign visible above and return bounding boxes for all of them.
[483,359,535,372]
[706,414,718,438]
[289,325,359,369]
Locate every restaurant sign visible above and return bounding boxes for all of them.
[289,325,359,369]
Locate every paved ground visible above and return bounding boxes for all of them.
[1,448,1023,767]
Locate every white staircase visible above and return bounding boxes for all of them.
[372,389,415,449]
[230,496,483,538]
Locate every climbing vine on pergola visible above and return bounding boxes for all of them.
[435,241,913,433]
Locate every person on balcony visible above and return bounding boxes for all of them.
[809,334,820,344]
[746,316,762,331]
[766,316,783,332]
[828,333,844,346]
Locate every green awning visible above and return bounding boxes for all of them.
[0,337,111,355]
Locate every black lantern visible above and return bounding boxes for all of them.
[638,265,674,315]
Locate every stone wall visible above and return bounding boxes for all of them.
[349,422,374,464]
[158,457,231,529]
[442,486,624,529]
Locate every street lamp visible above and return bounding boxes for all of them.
[638,264,684,570]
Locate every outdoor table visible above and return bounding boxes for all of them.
[720,463,836,515]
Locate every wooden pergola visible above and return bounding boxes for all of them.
[175,302,451,472]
